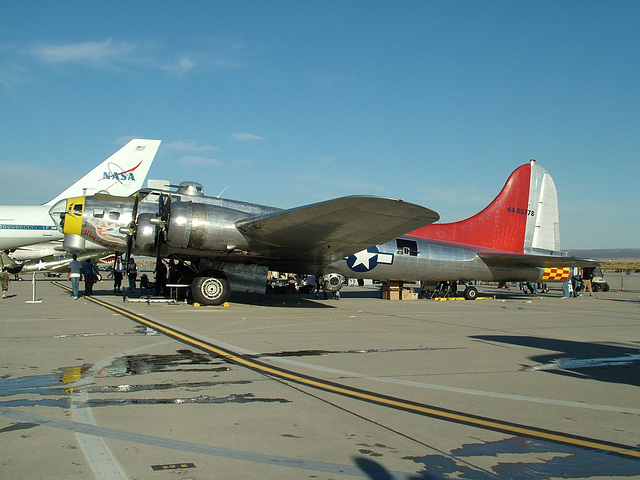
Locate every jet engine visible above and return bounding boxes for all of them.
[165,202,250,252]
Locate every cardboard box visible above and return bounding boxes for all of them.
[402,288,415,300]
[381,289,401,300]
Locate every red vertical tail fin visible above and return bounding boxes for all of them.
[409,161,540,254]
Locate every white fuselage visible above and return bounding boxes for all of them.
[0,205,62,251]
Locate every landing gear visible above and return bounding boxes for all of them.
[463,286,478,300]
[191,271,230,305]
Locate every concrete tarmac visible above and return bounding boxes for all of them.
[1,274,639,479]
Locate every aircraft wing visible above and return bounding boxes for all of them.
[236,195,439,262]
[478,252,601,268]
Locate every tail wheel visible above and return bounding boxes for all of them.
[464,286,478,300]
[192,273,230,305]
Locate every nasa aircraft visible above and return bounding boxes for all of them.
[0,139,161,252]
[49,159,595,305]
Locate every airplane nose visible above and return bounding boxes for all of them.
[48,199,68,231]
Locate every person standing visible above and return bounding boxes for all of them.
[571,266,582,297]
[127,257,138,292]
[582,266,594,297]
[154,260,167,296]
[67,254,83,299]
[112,255,124,293]
[82,259,98,296]
[1,267,10,299]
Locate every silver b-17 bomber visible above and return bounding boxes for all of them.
[49,160,596,305]
[49,182,439,304]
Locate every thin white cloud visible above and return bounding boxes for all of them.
[30,39,134,66]
[231,133,265,143]
[4,36,249,81]
[162,55,197,75]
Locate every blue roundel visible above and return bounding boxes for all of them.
[346,247,380,272]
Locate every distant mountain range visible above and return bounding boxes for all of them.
[567,248,640,260]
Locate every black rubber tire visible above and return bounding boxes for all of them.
[464,286,478,300]
[192,274,230,305]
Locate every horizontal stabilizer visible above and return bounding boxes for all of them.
[478,252,600,269]
[236,195,439,260]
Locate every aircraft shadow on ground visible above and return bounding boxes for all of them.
[85,286,342,309]
[471,335,640,388]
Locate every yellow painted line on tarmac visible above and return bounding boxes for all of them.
[54,282,640,460]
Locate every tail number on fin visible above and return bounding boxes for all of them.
[507,207,535,216]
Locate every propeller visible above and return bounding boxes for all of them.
[119,192,140,265]
[150,193,172,287]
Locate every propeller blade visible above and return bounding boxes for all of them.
[154,193,172,293]
[125,192,140,264]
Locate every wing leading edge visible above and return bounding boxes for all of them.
[236,195,439,262]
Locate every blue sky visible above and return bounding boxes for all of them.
[1,1,638,249]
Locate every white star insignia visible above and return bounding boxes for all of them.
[351,250,377,270]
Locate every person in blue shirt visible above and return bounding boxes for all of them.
[81,259,98,296]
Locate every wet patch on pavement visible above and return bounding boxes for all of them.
[83,392,290,407]
[95,349,230,377]
[0,349,291,409]
[404,437,640,479]
[255,346,459,358]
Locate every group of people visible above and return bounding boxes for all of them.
[110,255,138,293]
[562,266,595,298]
[66,254,140,299]
[66,254,169,299]
[66,254,101,299]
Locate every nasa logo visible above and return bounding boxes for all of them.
[346,246,394,272]
[100,160,143,185]
[102,172,135,181]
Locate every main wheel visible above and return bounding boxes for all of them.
[192,273,230,305]
[464,286,478,300]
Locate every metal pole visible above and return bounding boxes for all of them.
[25,272,43,304]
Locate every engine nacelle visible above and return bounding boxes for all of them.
[320,273,346,292]
[133,213,157,254]
[63,234,86,253]
[165,202,250,252]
